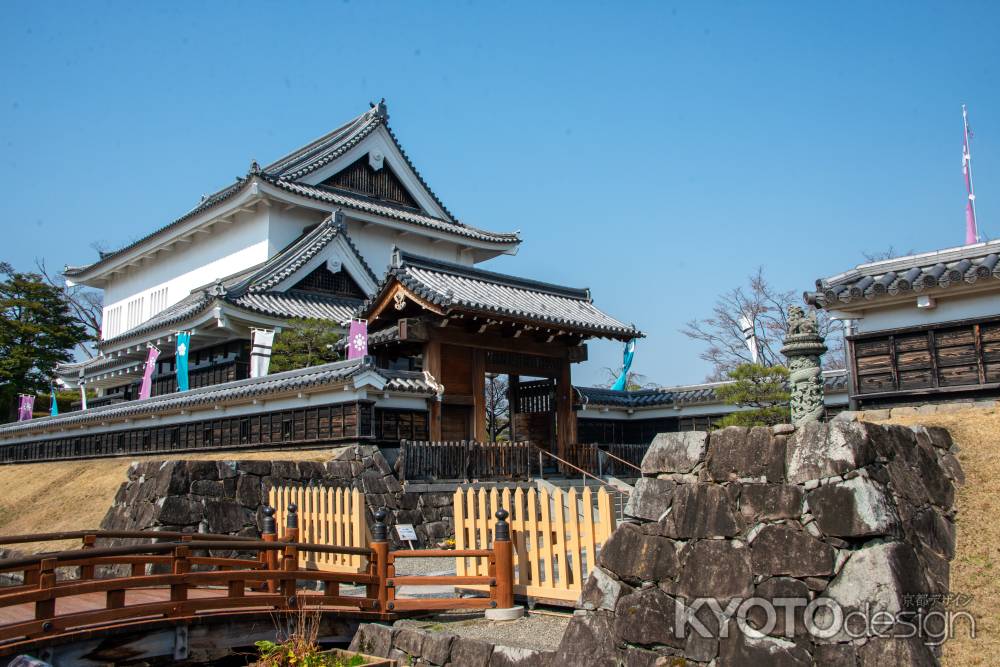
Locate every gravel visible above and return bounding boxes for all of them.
[394,610,572,652]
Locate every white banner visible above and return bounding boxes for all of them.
[251,329,275,378]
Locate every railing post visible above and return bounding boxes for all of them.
[281,503,299,600]
[171,544,190,606]
[369,508,390,614]
[486,508,523,620]
[34,558,57,626]
[261,505,277,593]
[80,533,97,581]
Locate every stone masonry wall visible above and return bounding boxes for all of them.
[349,623,553,667]
[101,444,453,548]
[547,421,963,666]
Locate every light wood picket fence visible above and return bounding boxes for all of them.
[269,485,370,573]
[453,485,617,603]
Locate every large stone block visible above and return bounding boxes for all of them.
[393,627,426,656]
[807,477,900,538]
[856,635,938,666]
[487,645,552,667]
[718,625,811,667]
[908,506,956,559]
[641,431,708,474]
[624,478,675,521]
[203,499,253,533]
[613,586,685,648]
[659,483,739,538]
[598,523,679,584]
[750,524,834,577]
[349,623,395,656]
[785,420,873,484]
[579,566,633,611]
[677,539,753,600]
[447,637,494,667]
[706,426,784,482]
[822,542,928,639]
[420,632,456,665]
[739,484,803,522]
[155,496,202,526]
[748,576,810,637]
[551,610,619,666]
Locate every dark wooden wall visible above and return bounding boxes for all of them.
[852,318,1000,397]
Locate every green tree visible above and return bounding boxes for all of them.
[0,263,89,422]
[714,363,790,428]
[269,318,341,373]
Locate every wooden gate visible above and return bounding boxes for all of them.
[269,485,369,573]
[453,485,616,603]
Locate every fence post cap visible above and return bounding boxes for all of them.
[372,507,389,542]
[494,507,510,541]
[286,503,298,530]
[495,508,509,522]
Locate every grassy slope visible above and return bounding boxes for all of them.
[876,407,999,665]
[0,447,335,552]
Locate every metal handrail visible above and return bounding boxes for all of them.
[595,445,642,473]
[531,445,630,494]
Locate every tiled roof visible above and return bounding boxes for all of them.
[239,216,378,293]
[808,239,1000,308]
[2,360,436,439]
[233,291,360,323]
[268,179,519,245]
[66,103,519,278]
[98,291,213,349]
[364,251,640,340]
[577,370,850,410]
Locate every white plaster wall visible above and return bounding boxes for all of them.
[101,209,271,338]
[266,205,329,257]
[845,289,1000,334]
[344,218,474,278]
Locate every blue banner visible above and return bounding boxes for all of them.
[611,340,636,391]
[49,385,58,416]
[176,332,191,392]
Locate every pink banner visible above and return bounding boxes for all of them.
[966,202,978,246]
[138,346,161,400]
[347,320,368,360]
[17,395,34,421]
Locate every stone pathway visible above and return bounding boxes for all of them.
[394,609,572,652]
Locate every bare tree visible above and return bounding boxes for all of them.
[862,246,911,263]
[485,373,510,442]
[35,259,102,359]
[681,267,844,381]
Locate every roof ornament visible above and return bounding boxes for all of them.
[249,160,261,176]
[209,280,227,298]
[332,209,345,227]
[393,291,407,311]
[370,98,388,120]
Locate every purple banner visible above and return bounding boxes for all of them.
[17,395,35,421]
[347,320,368,360]
[138,346,161,400]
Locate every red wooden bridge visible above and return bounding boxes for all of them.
[0,507,515,663]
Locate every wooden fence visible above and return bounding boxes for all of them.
[453,485,616,603]
[400,440,532,482]
[269,485,369,573]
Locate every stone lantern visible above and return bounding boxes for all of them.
[781,305,827,425]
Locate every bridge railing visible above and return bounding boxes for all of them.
[0,504,517,653]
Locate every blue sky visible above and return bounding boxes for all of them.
[2,1,999,386]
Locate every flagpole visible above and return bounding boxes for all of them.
[963,104,980,243]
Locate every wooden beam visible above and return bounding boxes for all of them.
[431,326,572,358]
[555,359,576,461]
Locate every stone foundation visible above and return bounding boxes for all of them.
[101,444,454,548]
[349,623,553,667]
[550,421,963,666]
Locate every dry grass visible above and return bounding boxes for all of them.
[0,447,339,553]
[874,406,1000,665]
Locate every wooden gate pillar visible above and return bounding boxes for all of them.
[425,340,443,441]
[555,359,577,460]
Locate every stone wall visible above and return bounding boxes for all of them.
[101,444,454,548]
[548,421,963,666]
[836,398,997,422]
[349,623,553,667]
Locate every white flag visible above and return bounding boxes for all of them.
[250,329,275,378]
[739,315,759,364]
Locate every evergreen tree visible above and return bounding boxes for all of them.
[269,318,342,373]
[0,263,88,422]
[714,363,790,428]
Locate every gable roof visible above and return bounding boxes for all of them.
[65,101,520,279]
[361,250,641,340]
[807,239,1000,309]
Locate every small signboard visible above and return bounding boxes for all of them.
[395,524,418,541]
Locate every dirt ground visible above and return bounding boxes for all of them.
[0,447,338,553]
[875,407,999,666]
